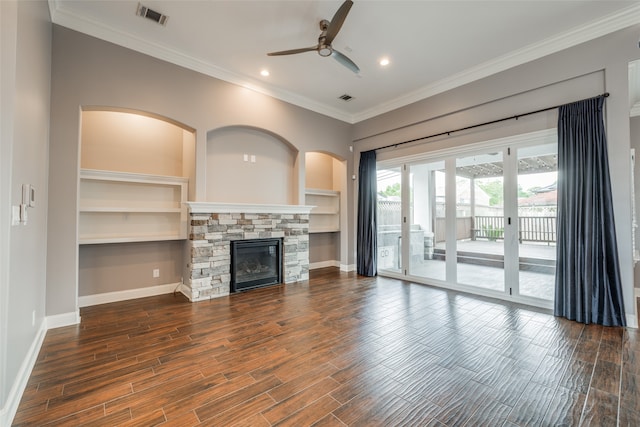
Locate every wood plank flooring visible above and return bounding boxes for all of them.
[13,268,640,426]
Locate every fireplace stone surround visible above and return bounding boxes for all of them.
[182,202,313,302]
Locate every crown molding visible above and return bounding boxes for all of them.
[49,1,640,125]
[47,0,354,123]
[353,3,640,123]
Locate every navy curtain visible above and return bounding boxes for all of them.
[554,95,626,326]
[357,150,377,276]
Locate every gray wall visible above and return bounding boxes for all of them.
[632,115,640,292]
[79,241,184,296]
[207,127,296,204]
[0,0,51,421]
[309,233,340,264]
[47,26,353,318]
[353,25,640,323]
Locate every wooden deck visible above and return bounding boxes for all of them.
[12,268,640,426]
[435,240,556,260]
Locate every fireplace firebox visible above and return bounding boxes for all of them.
[230,238,283,292]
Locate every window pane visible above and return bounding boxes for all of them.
[455,152,505,292]
[408,161,446,281]
[517,144,557,300]
[377,167,402,273]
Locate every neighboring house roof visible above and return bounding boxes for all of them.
[519,189,557,206]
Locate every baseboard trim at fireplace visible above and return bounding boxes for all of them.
[78,283,181,307]
[309,260,340,269]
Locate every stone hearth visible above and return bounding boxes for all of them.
[182,202,313,301]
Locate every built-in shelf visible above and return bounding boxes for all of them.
[305,189,340,233]
[79,169,188,244]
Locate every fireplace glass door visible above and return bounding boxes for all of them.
[231,238,283,292]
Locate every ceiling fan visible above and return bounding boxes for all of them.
[267,0,359,74]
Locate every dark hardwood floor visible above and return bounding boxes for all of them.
[13,268,640,426]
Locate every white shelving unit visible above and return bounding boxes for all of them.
[305,189,340,233]
[79,169,188,244]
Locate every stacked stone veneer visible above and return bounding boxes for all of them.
[183,208,310,302]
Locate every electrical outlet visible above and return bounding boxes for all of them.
[153,269,160,278]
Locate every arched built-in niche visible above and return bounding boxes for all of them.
[305,151,348,269]
[78,108,196,305]
[206,126,297,205]
[81,109,196,198]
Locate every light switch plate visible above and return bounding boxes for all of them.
[20,204,27,224]
[12,206,20,225]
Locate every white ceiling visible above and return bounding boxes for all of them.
[49,1,640,123]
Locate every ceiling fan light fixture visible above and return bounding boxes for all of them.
[265,0,359,73]
[260,69,270,77]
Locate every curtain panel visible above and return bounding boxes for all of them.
[357,150,377,276]
[554,95,626,326]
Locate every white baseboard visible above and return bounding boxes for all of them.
[3,283,181,424]
[309,261,356,271]
[1,319,47,427]
[309,260,340,270]
[78,282,181,307]
[46,310,81,329]
[340,263,356,272]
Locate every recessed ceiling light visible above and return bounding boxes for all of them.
[379,58,390,66]
[260,69,270,77]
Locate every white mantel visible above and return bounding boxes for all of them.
[185,201,314,215]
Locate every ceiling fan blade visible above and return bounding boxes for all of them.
[332,50,359,73]
[325,0,353,45]
[267,46,317,56]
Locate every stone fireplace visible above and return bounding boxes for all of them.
[182,202,313,301]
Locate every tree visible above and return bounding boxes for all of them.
[476,180,532,205]
[477,180,503,206]
[518,185,532,198]
[379,183,400,198]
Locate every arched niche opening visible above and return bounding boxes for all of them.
[304,151,348,270]
[78,108,196,304]
[80,108,196,198]
[206,126,298,205]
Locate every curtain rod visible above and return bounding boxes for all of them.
[374,92,610,152]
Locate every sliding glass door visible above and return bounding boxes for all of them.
[377,167,402,274]
[408,161,446,282]
[516,143,557,301]
[455,152,506,293]
[376,130,557,308]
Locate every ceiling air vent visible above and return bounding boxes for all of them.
[136,3,169,26]
[338,94,354,102]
